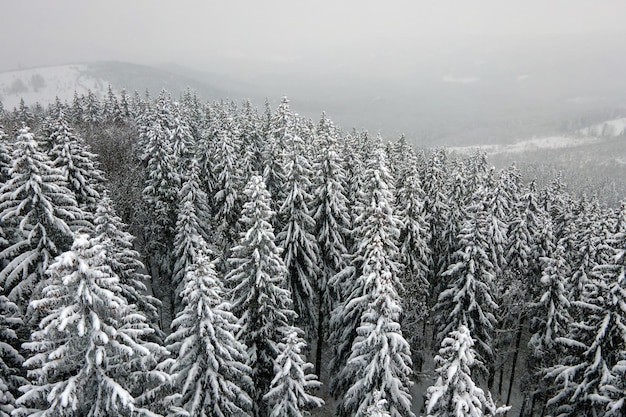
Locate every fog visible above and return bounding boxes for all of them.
[2,1,626,145]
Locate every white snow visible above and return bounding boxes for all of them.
[580,117,626,137]
[0,65,109,109]
[450,135,603,156]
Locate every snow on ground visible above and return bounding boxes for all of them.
[0,65,109,109]
[449,135,603,156]
[580,117,626,137]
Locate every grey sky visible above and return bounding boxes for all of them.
[2,0,626,72]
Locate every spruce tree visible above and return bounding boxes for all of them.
[312,119,350,375]
[48,111,105,215]
[93,192,162,334]
[433,184,498,377]
[0,126,83,305]
[338,256,414,417]
[263,332,324,417]
[0,292,24,417]
[14,235,163,417]
[328,147,402,400]
[425,326,508,417]
[226,175,303,415]
[166,253,253,417]
[277,135,320,339]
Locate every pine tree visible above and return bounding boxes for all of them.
[165,252,253,417]
[0,126,83,305]
[311,119,350,375]
[92,192,162,334]
[425,326,508,417]
[263,332,324,417]
[14,235,163,417]
[0,292,25,417]
[48,111,105,215]
[395,173,431,368]
[171,159,213,311]
[277,135,320,339]
[545,202,626,416]
[433,184,498,377]
[328,147,403,400]
[226,175,302,415]
[338,257,414,417]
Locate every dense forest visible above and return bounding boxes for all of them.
[0,89,625,417]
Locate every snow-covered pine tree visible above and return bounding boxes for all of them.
[433,183,498,380]
[0,126,10,185]
[277,133,320,340]
[165,252,253,417]
[48,111,105,215]
[169,102,195,171]
[363,391,392,417]
[82,89,102,127]
[92,192,162,335]
[140,95,181,327]
[171,158,213,312]
[226,175,303,416]
[425,325,508,417]
[395,172,431,370]
[263,332,324,417]
[0,292,25,417]
[338,250,414,417]
[328,147,403,401]
[14,235,164,417]
[312,116,351,375]
[545,202,626,416]
[0,126,84,305]
[212,116,245,253]
[263,97,291,220]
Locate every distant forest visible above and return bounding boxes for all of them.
[0,89,625,417]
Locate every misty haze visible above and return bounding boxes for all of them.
[0,2,625,417]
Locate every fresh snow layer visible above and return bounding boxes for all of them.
[450,135,603,156]
[580,117,626,137]
[0,65,108,109]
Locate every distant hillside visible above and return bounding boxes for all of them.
[0,61,228,109]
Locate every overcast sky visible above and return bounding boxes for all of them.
[2,0,626,72]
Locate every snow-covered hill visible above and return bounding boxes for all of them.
[579,117,626,137]
[0,62,228,110]
[0,64,105,109]
[449,135,603,156]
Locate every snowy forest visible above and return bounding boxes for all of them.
[0,89,625,417]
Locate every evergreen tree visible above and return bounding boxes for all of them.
[48,111,105,215]
[263,332,324,417]
[277,135,320,339]
[425,326,508,417]
[226,176,302,416]
[311,119,350,374]
[0,126,83,305]
[338,255,414,417]
[328,147,402,400]
[92,192,162,334]
[545,202,626,416]
[395,173,431,369]
[171,159,213,311]
[0,292,25,417]
[433,184,498,376]
[14,235,163,417]
[165,253,253,417]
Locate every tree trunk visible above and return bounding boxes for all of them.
[315,294,324,377]
[506,316,526,405]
